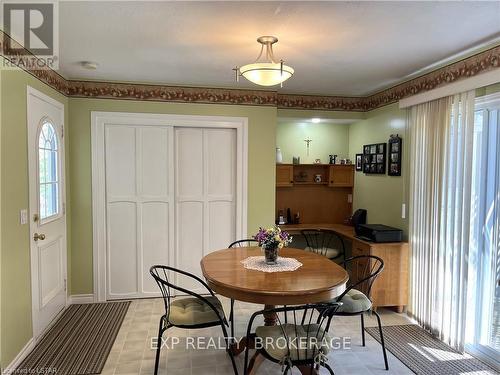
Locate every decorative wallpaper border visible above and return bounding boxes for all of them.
[2,30,499,111]
[67,80,278,106]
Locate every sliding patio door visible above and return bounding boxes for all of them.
[466,95,500,367]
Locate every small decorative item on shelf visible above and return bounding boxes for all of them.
[277,209,286,225]
[388,134,402,176]
[329,154,337,164]
[295,171,308,182]
[254,225,292,265]
[314,158,321,164]
[292,156,300,164]
[276,148,283,164]
[355,154,363,171]
[294,212,300,224]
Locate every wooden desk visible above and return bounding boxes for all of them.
[282,223,409,312]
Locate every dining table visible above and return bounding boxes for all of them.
[200,246,349,375]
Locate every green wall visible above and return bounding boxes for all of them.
[276,121,350,164]
[68,98,277,294]
[348,103,408,233]
[0,66,69,366]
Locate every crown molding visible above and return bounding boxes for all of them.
[1,30,499,112]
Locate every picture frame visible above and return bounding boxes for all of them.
[362,142,386,174]
[355,153,363,171]
[388,134,402,176]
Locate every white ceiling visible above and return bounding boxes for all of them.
[59,1,500,96]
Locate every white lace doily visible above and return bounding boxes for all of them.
[241,256,303,273]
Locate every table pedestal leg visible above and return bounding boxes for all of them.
[297,365,319,375]
[263,304,277,326]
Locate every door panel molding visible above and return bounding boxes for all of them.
[91,112,248,302]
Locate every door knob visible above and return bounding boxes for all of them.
[34,233,46,241]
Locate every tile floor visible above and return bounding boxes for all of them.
[102,297,415,375]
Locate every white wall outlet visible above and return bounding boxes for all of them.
[20,209,28,225]
[401,203,406,219]
[348,194,353,203]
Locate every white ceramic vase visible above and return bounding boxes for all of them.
[276,147,283,164]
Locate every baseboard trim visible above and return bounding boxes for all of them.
[3,337,35,374]
[68,294,94,304]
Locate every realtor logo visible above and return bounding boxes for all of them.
[2,1,59,69]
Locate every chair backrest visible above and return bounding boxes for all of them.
[149,265,220,323]
[228,239,259,248]
[244,302,341,368]
[340,255,384,301]
[301,229,345,258]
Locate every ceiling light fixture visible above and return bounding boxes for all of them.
[234,36,294,87]
[311,118,321,123]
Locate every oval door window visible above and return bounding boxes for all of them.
[38,121,60,221]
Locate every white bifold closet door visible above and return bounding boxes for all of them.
[105,125,236,299]
[105,125,173,300]
[175,128,236,293]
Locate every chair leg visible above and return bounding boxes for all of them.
[373,310,389,370]
[323,362,335,375]
[230,298,235,339]
[360,313,366,346]
[220,322,238,375]
[154,317,166,375]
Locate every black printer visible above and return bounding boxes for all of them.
[355,224,402,243]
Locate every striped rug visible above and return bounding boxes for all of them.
[16,302,130,375]
[366,324,498,374]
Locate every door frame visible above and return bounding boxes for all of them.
[27,86,67,339]
[91,111,248,302]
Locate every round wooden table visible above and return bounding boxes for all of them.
[200,247,349,374]
[201,247,348,306]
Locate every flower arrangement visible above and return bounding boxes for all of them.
[254,225,292,264]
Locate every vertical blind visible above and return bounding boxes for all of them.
[408,90,475,351]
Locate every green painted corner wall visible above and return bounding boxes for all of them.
[0,66,69,366]
[348,103,408,234]
[276,121,350,164]
[68,98,277,294]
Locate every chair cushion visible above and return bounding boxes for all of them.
[336,289,372,313]
[168,296,224,326]
[255,323,331,361]
[304,246,340,259]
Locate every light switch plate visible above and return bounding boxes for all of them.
[401,203,406,219]
[20,209,28,225]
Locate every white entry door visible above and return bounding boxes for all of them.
[175,128,236,292]
[27,87,67,338]
[105,125,173,300]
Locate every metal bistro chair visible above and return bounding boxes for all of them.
[227,239,259,339]
[321,255,388,370]
[150,265,238,375]
[301,229,346,264]
[244,302,342,375]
